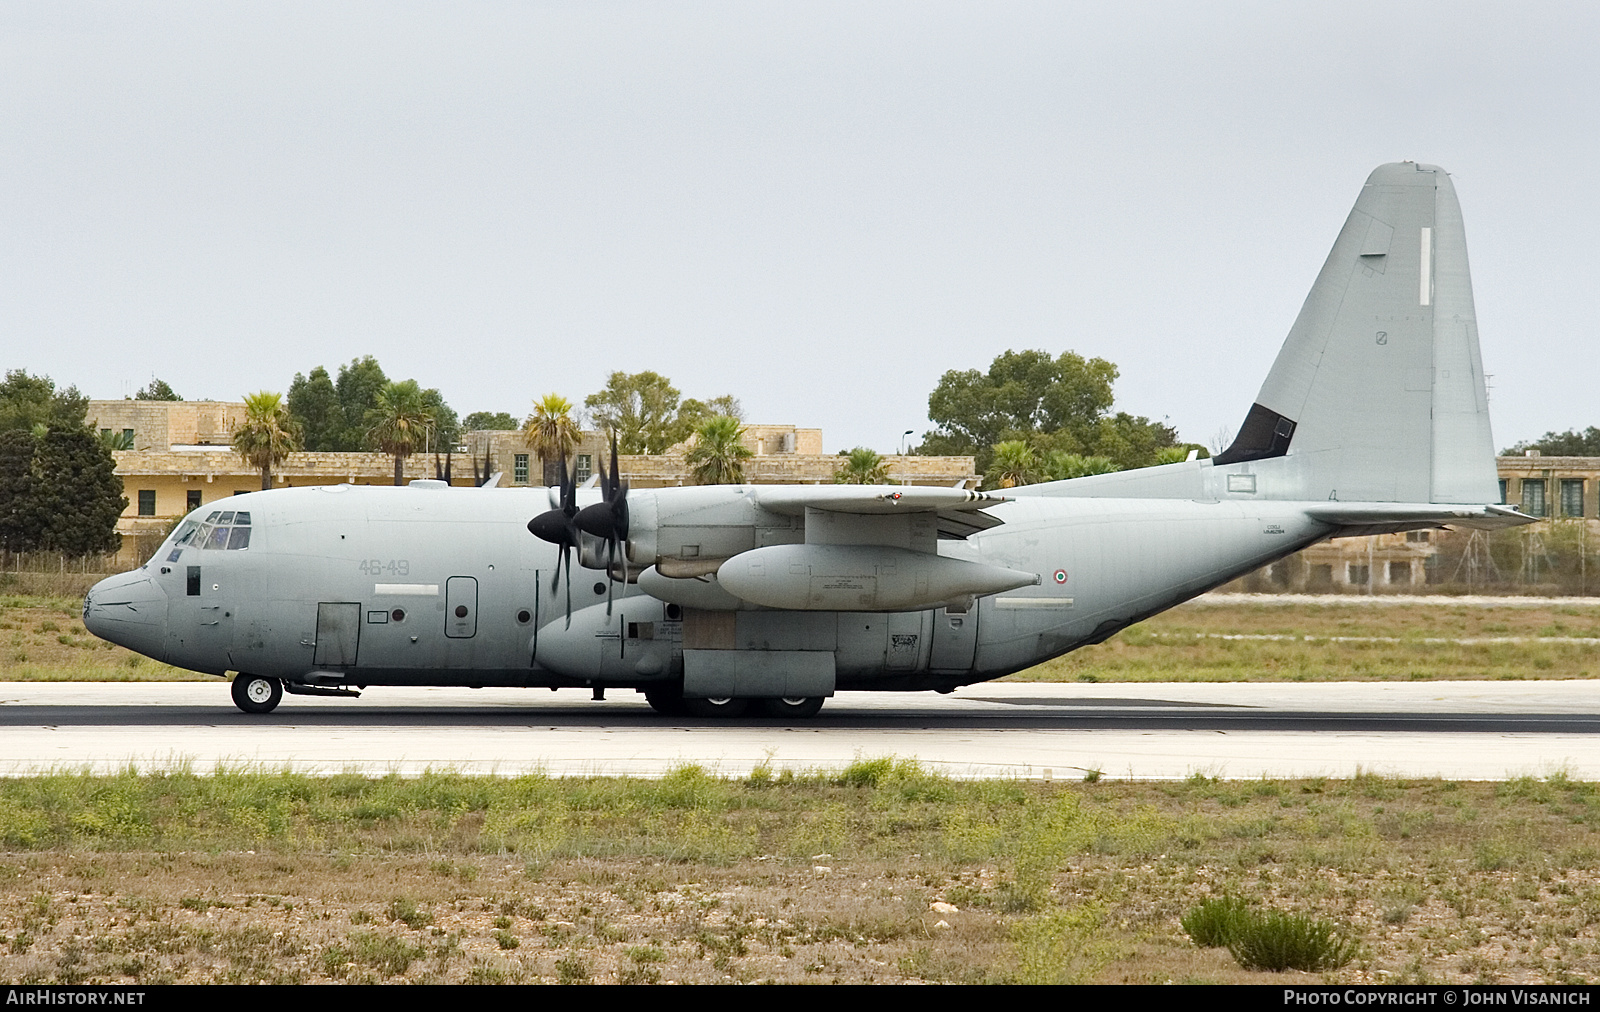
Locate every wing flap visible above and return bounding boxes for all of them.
[754,485,1009,516]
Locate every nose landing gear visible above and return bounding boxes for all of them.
[231,674,283,714]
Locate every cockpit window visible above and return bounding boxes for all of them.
[196,515,255,551]
[205,511,221,523]
[171,521,200,546]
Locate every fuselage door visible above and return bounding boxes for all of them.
[928,606,979,673]
[313,602,361,667]
[446,576,478,638]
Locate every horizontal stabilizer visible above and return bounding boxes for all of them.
[1304,502,1536,532]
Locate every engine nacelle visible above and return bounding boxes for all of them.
[715,543,1039,612]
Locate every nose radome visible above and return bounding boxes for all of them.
[84,570,170,662]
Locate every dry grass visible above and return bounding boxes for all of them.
[0,596,204,681]
[3,766,1600,983]
[1009,601,1600,682]
[14,591,1600,683]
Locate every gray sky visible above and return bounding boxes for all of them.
[3,1,1596,454]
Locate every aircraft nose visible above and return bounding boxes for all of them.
[84,570,170,662]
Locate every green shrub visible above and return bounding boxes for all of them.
[1227,910,1360,972]
[1180,896,1252,947]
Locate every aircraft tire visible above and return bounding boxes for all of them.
[758,696,825,719]
[231,674,282,715]
[644,687,689,716]
[682,696,750,718]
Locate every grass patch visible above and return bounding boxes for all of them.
[1,768,1599,982]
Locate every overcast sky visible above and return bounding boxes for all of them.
[2,1,1596,454]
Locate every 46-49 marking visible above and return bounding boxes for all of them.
[358,559,410,576]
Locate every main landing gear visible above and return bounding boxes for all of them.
[642,687,824,719]
[231,673,282,714]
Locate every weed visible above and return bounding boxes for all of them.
[1227,910,1360,973]
[1181,896,1253,947]
[386,897,431,929]
[492,929,519,950]
[555,954,591,984]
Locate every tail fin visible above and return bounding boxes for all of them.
[1214,162,1497,504]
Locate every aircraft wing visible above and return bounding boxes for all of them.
[751,486,1009,515]
[752,485,1011,542]
[1304,502,1536,536]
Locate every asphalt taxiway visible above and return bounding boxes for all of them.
[4,680,1600,780]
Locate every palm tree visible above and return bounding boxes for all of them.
[685,415,753,485]
[1042,450,1120,481]
[232,391,303,491]
[834,447,889,484]
[986,440,1041,489]
[522,393,582,484]
[366,380,434,485]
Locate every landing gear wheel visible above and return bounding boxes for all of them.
[231,674,282,714]
[682,696,750,718]
[758,696,825,719]
[644,687,689,716]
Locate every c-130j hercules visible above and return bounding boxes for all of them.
[85,162,1534,717]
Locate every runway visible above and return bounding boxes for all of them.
[6,680,1600,780]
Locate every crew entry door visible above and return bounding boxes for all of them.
[313,603,361,667]
[446,577,478,638]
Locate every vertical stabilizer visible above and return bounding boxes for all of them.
[1216,162,1498,504]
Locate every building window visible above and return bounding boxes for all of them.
[137,490,156,516]
[187,490,202,511]
[1499,478,1508,505]
[576,454,593,482]
[1347,563,1369,586]
[1405,530,1430,543]
[1560,479,1585,518]
[1522,478,1547,517]
[1387,561,1411,585]
[122,429,135,447]
[514,454,528,484]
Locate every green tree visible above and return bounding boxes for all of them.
[1505,427,1600,457]
[0,370,88,433]
[28,428,125,555]
[287,366,343,451]
[585,371,683,454]
[685,416,753,485]
[986,440,1042,489]
[463,411,519,431]
[921,350,1182,473]
[834,447,890,484]
[337,356,391,451]
[365,380,434,485]
[233,391,303,491]
[522,394,582,482]
[421,388,460,452]
[0,429,39,552]
[672,394,744,446]
[134,378,182,401]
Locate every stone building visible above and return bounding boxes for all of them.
[89,400,975,564]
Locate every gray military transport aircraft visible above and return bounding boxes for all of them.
[84,162,1535,718]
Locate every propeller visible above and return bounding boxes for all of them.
[433,449,452,484]
[526,455,579,627]
[575,435,629,615]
